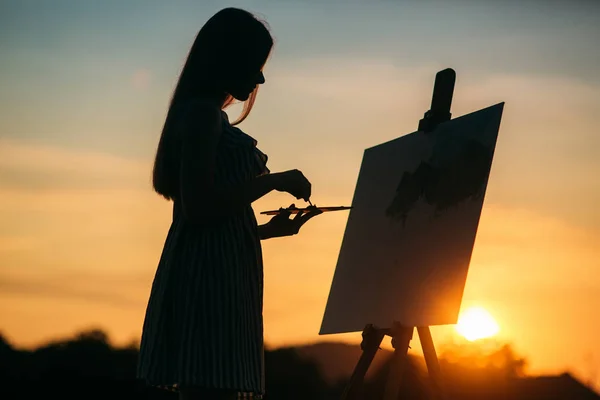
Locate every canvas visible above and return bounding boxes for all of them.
[319,103,504,335]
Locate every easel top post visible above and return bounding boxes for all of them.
[418,68,456,132]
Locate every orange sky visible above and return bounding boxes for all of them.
[1,0,600,391]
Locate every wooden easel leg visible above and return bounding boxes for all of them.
[417,327,446,400]
[383,325,413,400]
[341,325,386,400]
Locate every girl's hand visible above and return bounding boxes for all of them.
[272,170,312,202]
[262,204,322,239]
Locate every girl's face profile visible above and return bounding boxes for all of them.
[224,38,271,101]
[227,59,268,101]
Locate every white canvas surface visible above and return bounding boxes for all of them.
[319,103,504,335]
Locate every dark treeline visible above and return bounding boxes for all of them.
[1,329,597,400]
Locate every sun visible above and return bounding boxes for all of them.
[455,306,500,341]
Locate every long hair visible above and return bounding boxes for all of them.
[152,8,273,200]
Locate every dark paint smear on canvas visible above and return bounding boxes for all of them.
[386,139,493,226]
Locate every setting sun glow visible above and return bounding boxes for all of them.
[455,307,500,341]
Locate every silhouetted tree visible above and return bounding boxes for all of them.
[264,347,330,399]
[1,329,596,400]
[439,339,528,379]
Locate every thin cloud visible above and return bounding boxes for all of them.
[0,138,150,191]
[131,68,152,90]
[0,275,143,308]
[0,236,38,253]
[0,139,148,176]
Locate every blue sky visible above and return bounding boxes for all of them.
[2,0,598,155]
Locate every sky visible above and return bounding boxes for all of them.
[1,0,600,388]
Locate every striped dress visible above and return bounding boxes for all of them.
[137,111,269,399]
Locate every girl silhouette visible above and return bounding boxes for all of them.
[137,8,321,400]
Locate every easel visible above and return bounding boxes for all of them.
[340,68,456,400]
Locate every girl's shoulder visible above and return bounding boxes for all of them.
[174,97,221,124]
[169,98,224,144]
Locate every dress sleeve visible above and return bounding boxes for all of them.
[253,147,270,176]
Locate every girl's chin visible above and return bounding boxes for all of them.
[231,93,251,102]
[229,86,256,102]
